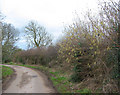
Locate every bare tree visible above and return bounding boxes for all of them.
[2,23,19,63]
[2,23,19,45]
[0,12,4,21]
[25,21,52,48]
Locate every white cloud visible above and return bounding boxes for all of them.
[1,0,98,26]
[1,0,99,49]
[15,36,28,49]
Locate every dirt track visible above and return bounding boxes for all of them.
[2,65,56,93]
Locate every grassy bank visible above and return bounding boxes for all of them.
[4,63,92,93]
[15,64,71,93]
[2,65,14,81]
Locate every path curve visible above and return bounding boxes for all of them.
[3,65,55,93]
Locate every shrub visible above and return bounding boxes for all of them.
[14,46,58,66]
[76,88,91,93]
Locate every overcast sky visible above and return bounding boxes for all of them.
[0,0,99,49]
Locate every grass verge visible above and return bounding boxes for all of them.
[2,65,14,81]
[3,63,93,93]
